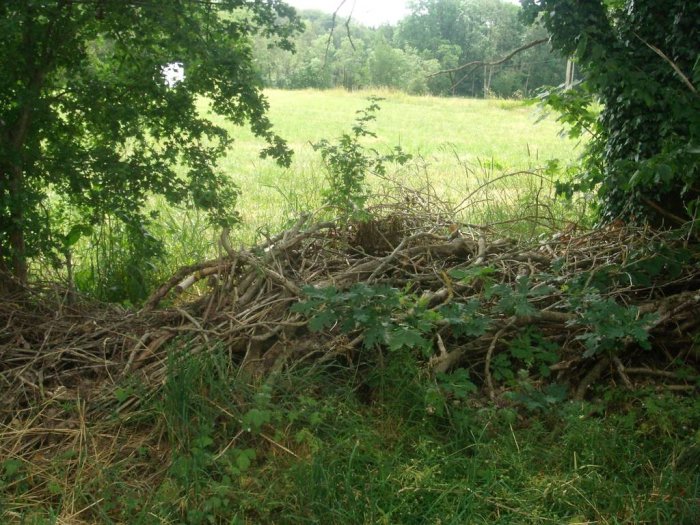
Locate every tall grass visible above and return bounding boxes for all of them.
[210,89,582,243]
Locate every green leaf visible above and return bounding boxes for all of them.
[449,266,496,286]
[387,326,430,352]
[235,450,255,472]
[242,409,271,432]
[308,310,337,332]
[437,369,477,399]
[63,224,93,248]
[114,387,131,403]
[2,459,22,478]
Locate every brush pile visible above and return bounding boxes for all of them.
[2,203,699,431]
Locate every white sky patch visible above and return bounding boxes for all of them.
[285,0,521,27]
[161,62,185,88]
[286,0,410,27]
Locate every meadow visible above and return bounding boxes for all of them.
[67,88,585,304]
[106,88,585,301]
[202,89,582,243]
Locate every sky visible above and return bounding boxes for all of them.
[285,0,521,27]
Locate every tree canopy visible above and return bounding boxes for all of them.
[523,0,700,224]
[0,0,301,284]
[253,0,566,97]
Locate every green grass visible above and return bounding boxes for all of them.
[66,89,584,302]
[200,89,582,243]
[4,348,698,524]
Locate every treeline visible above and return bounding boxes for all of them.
[254,0,568,98]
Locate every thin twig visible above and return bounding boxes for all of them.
[485,318,516,402]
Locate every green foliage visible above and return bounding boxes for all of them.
[507,378,568,411]
[436,368,478,400]
[449,265,497,288]
[292,283,435,354]
[254,1,567,98]
[438,300,491,338]
[74,214,165,304]
[0,0,302,281]
[293,263,665,372]
[156,345,284,524]
[524,0,700,223]
[396,0,566,98]
[562,241,697,294]
[492,327,559,382]
[292,279,500,362]
[573,296,657,357]
[4,342,699,522]
[312,99,411,218]
[486,275,555,317]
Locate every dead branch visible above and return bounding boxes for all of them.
[428,38,549,79]
[634,32,698,95]
[324,0,356,66]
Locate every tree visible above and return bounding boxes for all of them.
[0,0,302,285]
[397,0,565,97]
[522,0,700,223]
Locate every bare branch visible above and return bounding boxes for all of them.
[634,32,697,95]
[344,1,357,52]
[325,1,357,66]
[428,38,549,79]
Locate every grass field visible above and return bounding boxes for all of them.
[4,350,698,524]
[201,89,582,242]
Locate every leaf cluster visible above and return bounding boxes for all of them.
[523,0,700,223]
[313,98,412,219]
[0,0,303,276]
[292,282,490,357]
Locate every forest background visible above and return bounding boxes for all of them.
[254,0,566,98]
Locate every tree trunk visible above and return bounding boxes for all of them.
[565,58,575,90]
[524,64,531,95]
[0,13,52,285]
[9,166,28,283]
